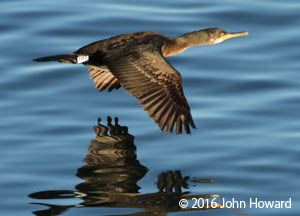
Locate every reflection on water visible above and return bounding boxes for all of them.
[29,117,221,216]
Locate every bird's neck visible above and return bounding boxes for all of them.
[162,29,212,57]
[178,29,213,47]
[161,38,188,57]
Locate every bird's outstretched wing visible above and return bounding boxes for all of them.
[87,65,121,92]
[105,45,196,134]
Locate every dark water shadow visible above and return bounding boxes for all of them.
[29,117,224,216]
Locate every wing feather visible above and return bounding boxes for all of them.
[87,65,121,92]
[105,45,195,134]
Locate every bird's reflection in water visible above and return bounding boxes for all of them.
[29,117,221,216]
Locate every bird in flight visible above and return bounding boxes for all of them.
[34,28,247,134]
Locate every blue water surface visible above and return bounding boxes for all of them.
[0,0,299,215]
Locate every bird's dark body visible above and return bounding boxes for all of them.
[34,28,247,134]
[76,31,165,57]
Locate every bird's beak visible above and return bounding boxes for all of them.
[222,31,248,41]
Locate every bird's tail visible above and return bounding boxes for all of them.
[33,54,89,64]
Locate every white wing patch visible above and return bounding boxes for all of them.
[77,55,89,64]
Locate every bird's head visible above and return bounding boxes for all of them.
[178,27,248,49]
[208,28,248,44]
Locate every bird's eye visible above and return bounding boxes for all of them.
[220,31,225,37]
